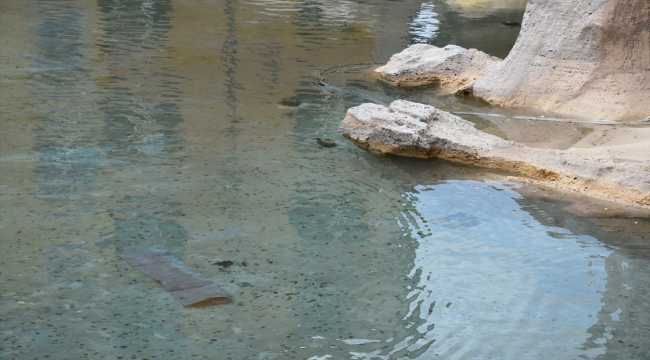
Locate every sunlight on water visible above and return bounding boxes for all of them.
[410,3,440,44]
[249,0,375,23]
[331,181,650,359]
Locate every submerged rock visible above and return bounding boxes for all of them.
[339,100,650,207]
[374,44,501,91]
[316,138,337,147]
[279,98,301,107]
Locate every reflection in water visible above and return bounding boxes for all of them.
[30,1,102,207]
[94,0,188,251]
[444,0,528,18]
[221,0,243,118]
[255,0,373,23]
[347,181,648,359]
[2,0,649,359]
[431,0,526,58]
[409,2,439,44]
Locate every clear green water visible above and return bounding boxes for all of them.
[1,1,648,359]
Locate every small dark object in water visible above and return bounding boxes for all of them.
[213,260,234,267]
[316,138,337,147]
[279,98,301,107]
[237,282,252,287]
[119,248,232,307]
[502,21,520,26]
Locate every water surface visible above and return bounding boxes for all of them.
[1,1,648,359]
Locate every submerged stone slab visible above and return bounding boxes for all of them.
[374,44,501,91]
[339,100,650,207]
[120,248,232,307]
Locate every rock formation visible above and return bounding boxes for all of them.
[468,0,650,121]
[375,0,650,121]
[374,44,501,92]
[339,100,650,207]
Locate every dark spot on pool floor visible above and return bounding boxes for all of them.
[279,97,301,107]
[502,21,520,26]
[316,138,337,147]
[213,260,234,267]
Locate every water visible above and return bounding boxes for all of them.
[1,0,649,359]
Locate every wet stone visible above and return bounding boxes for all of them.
[316,138,336,147]
[279,98,300,107]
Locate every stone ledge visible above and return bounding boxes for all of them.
[339,100,650,208]
[374,44,501,92]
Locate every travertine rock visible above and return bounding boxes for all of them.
[339,100,650,207]
[374,44,501,91]
[467,0,650,121]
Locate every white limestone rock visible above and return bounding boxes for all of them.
[340,99,513,158]
[374,44,502,91]
[339,100,650,207]
[466,0,650,121]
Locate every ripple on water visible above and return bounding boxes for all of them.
[3,0,649,359]
[341,181,648,359]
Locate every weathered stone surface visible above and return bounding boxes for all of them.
[339,99,514,158]
[467,0,650,121]
[374,44,502,91]
[339,100,650,207]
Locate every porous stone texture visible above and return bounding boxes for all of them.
[339,100,650,207]
[374,44,502,91]
[467,0,650,121]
